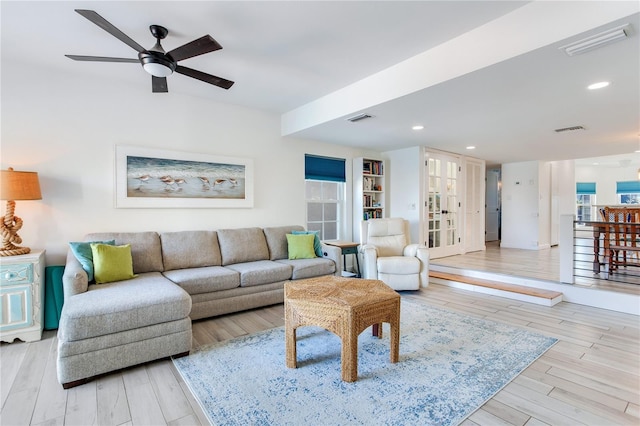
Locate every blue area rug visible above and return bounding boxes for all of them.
[174,299,557,425]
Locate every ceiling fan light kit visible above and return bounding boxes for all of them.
[67,9,234,93]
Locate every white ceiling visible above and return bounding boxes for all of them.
[2,1,639,167]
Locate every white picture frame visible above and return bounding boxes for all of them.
[115,145,254,208]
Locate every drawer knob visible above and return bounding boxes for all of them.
[4,272,15,280]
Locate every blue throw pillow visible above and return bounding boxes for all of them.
[69,240,116,282]
[291,230,322,257]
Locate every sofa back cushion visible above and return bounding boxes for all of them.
[365,218,408,257]
[263,225,305,260]
[85,232,164,273]
[217,227,269,265]
[160,230,221,270]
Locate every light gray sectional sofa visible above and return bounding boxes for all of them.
[58,225,341,388]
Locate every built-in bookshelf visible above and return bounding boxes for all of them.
[353,157,386,243]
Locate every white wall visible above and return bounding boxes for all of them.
[501,161,540,249]
[383,146,422,244]
[538,162,551,249]
[1,63,368,265]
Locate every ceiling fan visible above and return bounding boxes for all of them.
[66,9,234,93]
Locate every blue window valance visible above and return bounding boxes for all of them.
[305,154,346,182]
[576,182,596,195]
[616,181,640,194]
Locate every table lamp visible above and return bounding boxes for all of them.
[0,167,42,256]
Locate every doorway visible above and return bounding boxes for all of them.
[485,168,501,242]
[424,151,462,258]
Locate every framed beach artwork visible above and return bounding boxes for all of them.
[115,145,254,208]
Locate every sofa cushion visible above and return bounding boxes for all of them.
[86,232,164,274]
[263,225,304,260]
[58,272,191,341]
[69,239,115,282]
[163,266,239,295]
[291,230,322,257]
[377,256,420,274]
[160,230,222,270]
[90,243,136,284]
[286,234,317,259]
[217,228,269,266]
[276,258,336,280]
[224,260,292,287]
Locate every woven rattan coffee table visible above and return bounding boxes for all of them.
[284,276,400,382]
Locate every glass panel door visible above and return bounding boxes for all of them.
[424,152,461,258]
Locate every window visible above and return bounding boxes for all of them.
[305,155,346,240]
[576,182,596,223]
[617,181,640,204]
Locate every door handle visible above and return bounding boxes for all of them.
[442,210,449,214]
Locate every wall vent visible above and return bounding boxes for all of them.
[554,125,585,133]
[346,113,373,123]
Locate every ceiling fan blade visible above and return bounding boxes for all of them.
[65,55,139,63]
[152,76,168,93]
[75,9,145,53]
[167,35,222,62]
[175,65,234,90]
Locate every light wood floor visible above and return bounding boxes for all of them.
[433,241,640,296]
[1,284,638,425]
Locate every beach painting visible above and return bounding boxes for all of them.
[115,145,253,208]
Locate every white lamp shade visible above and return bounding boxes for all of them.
[143,62,173,77]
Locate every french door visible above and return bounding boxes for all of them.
[424,151,462,258]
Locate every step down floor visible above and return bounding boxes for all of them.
[429,270,563,306]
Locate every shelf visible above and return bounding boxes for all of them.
[354,157,386,241]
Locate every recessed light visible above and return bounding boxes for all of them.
[587,81,609,90]
[466,146,476,150]
[412,125,424,130]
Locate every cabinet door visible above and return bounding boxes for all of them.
[0,285,33,331]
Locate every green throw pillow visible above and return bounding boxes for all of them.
[286,234,317,259]
[291,230,323,257]
[90,243,136,284]
[69,240,116,282]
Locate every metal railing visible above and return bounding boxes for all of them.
[571,218,640,285]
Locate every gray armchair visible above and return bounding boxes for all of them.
[360,218,429,290]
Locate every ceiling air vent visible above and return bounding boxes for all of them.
[554,125,585,133]
[346,113,373,123]
[559,24,630,56]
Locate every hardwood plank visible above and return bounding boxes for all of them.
[1,388,39,426]
[521,366,629,411]
[468,408,516,426]
[543,365,640,403]
[96,374,130,426]
[493,388,583,426]
[430,270,563,299]
[147,361,193,423]
[31,338,67,425]
[168,362,210,426]
[548,386,639,424]
[167,413,201,426]
[9,339,51,393]
[481,399,530,426]
[124,381,166,426]
[0,340,28,407]
[65,382,98,426]
[503,381,613,425]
